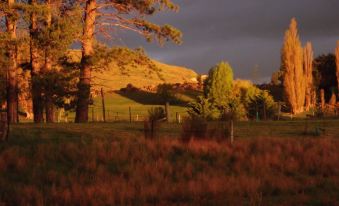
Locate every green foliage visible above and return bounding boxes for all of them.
[190,78,278,121]
[313,54,338,101]
[33,5,82,61]
[247,90,278,120]
[187,96,220,120]
[156,83,175,103]
[204,62,233,108]
[90,44,163,79]
[148,107,166,121]
[39,68,79,111]
[103,0,182,45]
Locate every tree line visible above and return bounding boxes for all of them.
[0,0,182,123]
[279,18,339,115]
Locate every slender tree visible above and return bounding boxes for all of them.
[304,42,314,111]
[336,41,339,95]
[281,18,305,114]
[75,0,182,122]
[5,0,18,123]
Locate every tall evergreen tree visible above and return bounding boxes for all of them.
[204,61,233,108]
[29,0,44,123]
[281,18,305,114]
[5,0,18,123]
[75,0,182,123]
[303,42,314,111]
[43,0,54,123]
[75,0,96,123]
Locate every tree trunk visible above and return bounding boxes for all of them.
[75,0,96,123]
[30,0,44,123]
[6,0,18,124]
[304,42,314,111]
[44,0,54,123]
[320,89,325,110]
[336,41,339,95]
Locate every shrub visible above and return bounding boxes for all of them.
[181,115,231,142]
[187,96,220,120]
[144,107,166,139]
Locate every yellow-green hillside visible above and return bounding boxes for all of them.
[68,49,197,91]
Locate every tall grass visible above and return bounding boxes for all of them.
[0,133,338,205]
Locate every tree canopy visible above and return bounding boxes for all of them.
[204,61,233,108]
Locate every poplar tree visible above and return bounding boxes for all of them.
[75,0,182,123]
[304,42,314,111]
[281,18,305,114]
[336,41,339,94]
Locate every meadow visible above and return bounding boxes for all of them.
[0,121,338,205]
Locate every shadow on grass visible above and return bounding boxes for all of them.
[116,90,189,106]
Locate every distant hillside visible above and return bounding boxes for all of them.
[67,49,197,91]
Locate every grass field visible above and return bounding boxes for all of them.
[88,91,195,122]
[0,121,338,205]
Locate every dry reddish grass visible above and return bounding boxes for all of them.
[0,136,338,205]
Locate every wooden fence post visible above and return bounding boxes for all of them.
[165,102,170,122]
[230,120,234,145]
[92,107,94,122]
[277,102,281,121]
[101,88,106,122]
[129,107,132,123]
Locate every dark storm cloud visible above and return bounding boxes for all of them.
[110,0,339,82]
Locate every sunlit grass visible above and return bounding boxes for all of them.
[1,122,338,205]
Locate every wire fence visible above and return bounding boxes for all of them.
[55,105,189,123]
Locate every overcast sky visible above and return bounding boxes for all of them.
[109,0,339,83]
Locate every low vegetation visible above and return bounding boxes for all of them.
[0,123,338,205]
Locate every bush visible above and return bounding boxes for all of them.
[144,107,166,139]
[181,115,231,142]
[187,96,220,120]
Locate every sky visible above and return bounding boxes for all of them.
[110,0,339,83]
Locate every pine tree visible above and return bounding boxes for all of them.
[304,42,314,111]
[43,0,54,123]
[204,61,233,108]
[281,18,305,114]
[75,0,182,123]
[5,0,18,123]
[29,0,44,123]
[75,0,96,123]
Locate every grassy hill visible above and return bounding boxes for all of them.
[94,60,197,91]
[68,49,198,91]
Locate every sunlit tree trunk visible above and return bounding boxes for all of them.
[6,0,18,123]
[304,42,314,111]
[336,41,339,95]
[30,0,44,123]
[75,0,96,123]
[44,0,54,123]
